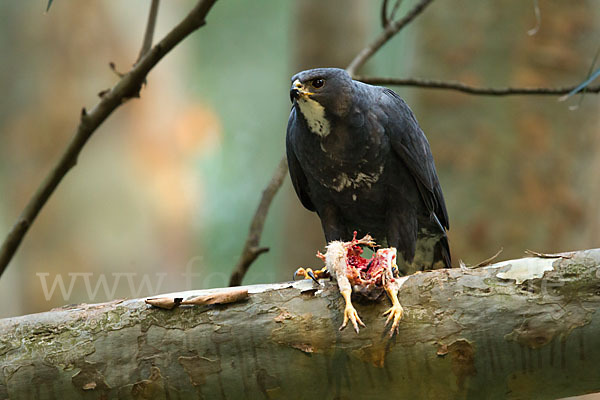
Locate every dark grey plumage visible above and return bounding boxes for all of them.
[286,68,450,273]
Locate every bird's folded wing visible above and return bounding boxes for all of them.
[379,88,449,230]
[286,108,316,212]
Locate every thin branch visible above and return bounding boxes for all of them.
[524,249,574,259]
[346,0,434,76]
[561,47,600,109]
[229,156,288,287]
[136,0,160,64]
[354,76,600,96]
[381,0,390,28]
[389,0,404,22]
[0,0,218,278]
[460,247,503,270]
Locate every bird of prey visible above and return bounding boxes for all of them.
[286,68,450,276]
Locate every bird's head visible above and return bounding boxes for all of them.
[289,68,354,118]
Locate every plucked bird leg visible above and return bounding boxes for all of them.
[328,241,366,333]
[378,247,404,336]
[382,284,403,337]
[339,288,365,333]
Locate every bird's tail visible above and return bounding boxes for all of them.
[429,212,451,269]
[434,234,451,269]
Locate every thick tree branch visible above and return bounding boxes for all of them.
[0,0,218,278]
[229,156,288,286]
[2,250,600,398]
[355,75,600,96]
[346,0,434,76]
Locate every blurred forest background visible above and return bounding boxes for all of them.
[0,0,598,318]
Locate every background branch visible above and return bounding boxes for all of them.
[0,0,218,278]
[136,0,160,64]
[381,0,404,28]
[229,156,288,287]
[381,0,390,28]
[354,76,600,96]
[346,0,434,76]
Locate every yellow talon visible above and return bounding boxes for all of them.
[293,267,306,280]
[383,286,404,337]
[339,289,365,333]
[293,267,329,283]
[311,267,329,280]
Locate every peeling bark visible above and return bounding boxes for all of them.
[1,250,600,399]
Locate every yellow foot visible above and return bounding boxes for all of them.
[339,289,365,333]
[340,304,366,334]
[383,285,404,337]
[382,304,404,337]
[293,267,329,284]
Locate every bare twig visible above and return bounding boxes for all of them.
[381,0,390,28]
[136,0,160,64]
[229,157,288,286]
[474,247,504,267]
[561,47,600,109]
[389,0,404,22]
[460,248,504,270]
[525,249,574,259]
[0,0,218,278]
[354,76,600,96]
[346,0,434,76]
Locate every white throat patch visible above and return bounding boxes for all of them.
[297,97,330,137]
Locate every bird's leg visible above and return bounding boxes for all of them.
[293,267,329,284]
[310,266,329,279]
[339,288,365,334]
[320,240,366,334]
[382,284,403,337]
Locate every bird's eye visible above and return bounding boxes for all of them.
[312,78,325,88]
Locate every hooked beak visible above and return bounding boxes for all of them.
[290,79,314,103]
[290,88,299,103]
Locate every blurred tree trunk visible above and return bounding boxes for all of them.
[2,250,600,399]
[283,0,371,269]
[413,1,600,264]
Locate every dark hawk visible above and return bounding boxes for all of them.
[286,68,450,275]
